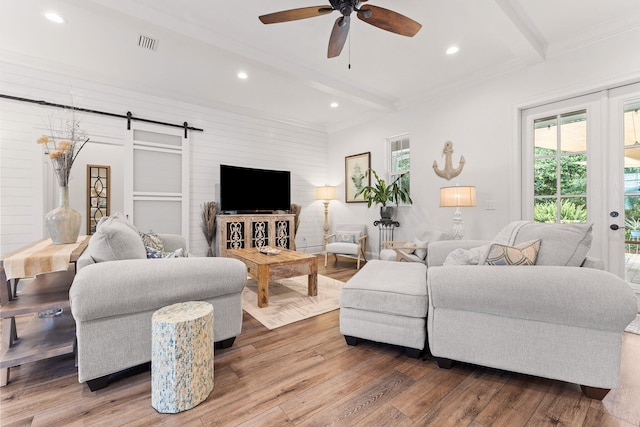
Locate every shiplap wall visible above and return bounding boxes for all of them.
[0,62,329,256]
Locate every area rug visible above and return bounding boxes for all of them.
[242,274,344,330]
[625,292,640,335]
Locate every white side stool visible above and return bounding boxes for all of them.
[151,301,214,413]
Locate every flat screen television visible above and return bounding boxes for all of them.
[219,164,291,213]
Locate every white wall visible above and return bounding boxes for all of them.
[4,28,640,258]
[0,62,329,255]
[328,27,640,256]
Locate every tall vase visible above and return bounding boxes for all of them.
[46,185,81,244]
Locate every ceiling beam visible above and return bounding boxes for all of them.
[490,0,547,64]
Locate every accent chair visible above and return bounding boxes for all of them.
[324,223,368,269]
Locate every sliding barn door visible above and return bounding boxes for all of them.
[124,122,189,245]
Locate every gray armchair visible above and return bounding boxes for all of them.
[324,223,368,269]
[70,213,247,391]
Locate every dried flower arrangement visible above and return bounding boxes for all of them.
[37,111,89,187]
[201,201,217,257]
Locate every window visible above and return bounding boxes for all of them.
[387,134,410,203]
[533,110,587,223]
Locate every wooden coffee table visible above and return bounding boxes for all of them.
[226,247,317,308]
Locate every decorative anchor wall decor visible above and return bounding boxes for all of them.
[433,141,465,180]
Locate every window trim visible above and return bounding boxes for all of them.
[386,132,411,206]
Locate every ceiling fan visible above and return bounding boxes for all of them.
[259,1,422,58]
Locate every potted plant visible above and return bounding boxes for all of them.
[355,168,412,219]
[625,216,640,239]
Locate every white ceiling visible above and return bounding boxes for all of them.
[2,0,640,131]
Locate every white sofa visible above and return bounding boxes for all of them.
[340,221,638,399]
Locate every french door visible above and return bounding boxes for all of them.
[609,82,640,288]
[522,83,640,283]
[522,92,606,261]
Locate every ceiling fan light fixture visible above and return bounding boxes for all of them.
[260,1,422,58]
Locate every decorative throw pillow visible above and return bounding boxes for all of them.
[140,231,164,253]
[412,237,429,259]
[88,213,146,262]
[337,232,356,243]
[146,247,188,259]
[443,245,491,266]
[484,239,541,266]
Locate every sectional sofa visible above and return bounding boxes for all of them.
[339,221,638,399]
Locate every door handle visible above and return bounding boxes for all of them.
[610,224,621,230]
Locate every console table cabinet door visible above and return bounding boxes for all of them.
[216,214,294,257]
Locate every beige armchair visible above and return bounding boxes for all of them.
[324,223,368,269]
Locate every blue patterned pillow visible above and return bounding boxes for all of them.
[337,232,356,243]
[140,231,187,258]
[140,231,164,252]
[146,247,187,258]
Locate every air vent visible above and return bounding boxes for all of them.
[137,34,158,51]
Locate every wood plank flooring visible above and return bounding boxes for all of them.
[1,256,639,426]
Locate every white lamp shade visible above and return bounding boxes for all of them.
[440,186,477,207]
[316,185,337,201]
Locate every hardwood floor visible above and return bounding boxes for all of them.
[1,256,639,426]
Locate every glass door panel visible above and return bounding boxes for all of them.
[533,110,588,223]
[623,101,640,289]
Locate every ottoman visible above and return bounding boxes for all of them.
[151,301,214,413]
[339,260,428,357]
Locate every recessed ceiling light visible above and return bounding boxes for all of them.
[44,12,65,23]
[330,102,339,108]
[237,71,248,80]
[446,46,459,55]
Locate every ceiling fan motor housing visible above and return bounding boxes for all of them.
[330,0,359,16]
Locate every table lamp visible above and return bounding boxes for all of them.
[316,185,337,235]
[440,185,476,239]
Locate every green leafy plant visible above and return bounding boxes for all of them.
[625,216,640,230]
[354,168,413,208]
[533,200,587,223]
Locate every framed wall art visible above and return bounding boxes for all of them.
[345,152,370,203]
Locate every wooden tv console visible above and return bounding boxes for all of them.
[215,213,295,257]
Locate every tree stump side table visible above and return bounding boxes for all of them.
[151,301,214,413]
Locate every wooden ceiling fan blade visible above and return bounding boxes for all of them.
[259,6,334,24]
[356,5,422,37]
[328,16,350,58]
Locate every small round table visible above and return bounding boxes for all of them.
[151,301,214,413]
